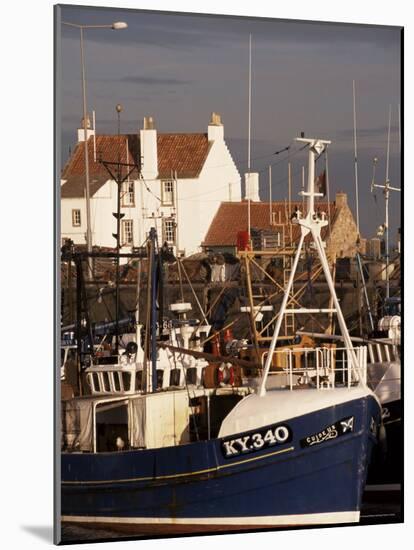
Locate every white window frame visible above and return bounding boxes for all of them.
[72,209,81,227]
[163,218,176,245]
[121,180,135,207]
[121,219,134,246]
[161,180,175,206]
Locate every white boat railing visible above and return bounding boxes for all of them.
[367,341,399,364]
[261,346,367,391]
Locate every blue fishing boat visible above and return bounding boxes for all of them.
[60,137,381,533]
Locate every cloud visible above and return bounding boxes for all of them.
[60,4,401,55]
[337,125,399,139]
[119,76,192,85]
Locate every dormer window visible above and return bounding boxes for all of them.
[161,180,174,206]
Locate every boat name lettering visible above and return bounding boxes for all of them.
[221,424,292,458]
[300,416,354,448]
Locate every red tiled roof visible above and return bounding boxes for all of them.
[157,134,211,179]
[61,133,210,198]
[203,201,337,246]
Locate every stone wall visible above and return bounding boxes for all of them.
[326,195,359,258]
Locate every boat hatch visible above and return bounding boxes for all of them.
[96,401,129,452]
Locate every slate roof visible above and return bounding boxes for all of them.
[61,133,211,198]
[203,201,338,247]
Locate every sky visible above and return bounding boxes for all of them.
[58,4,402,242]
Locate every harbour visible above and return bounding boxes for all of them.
[59,137,400,540]
[56,6,402,544]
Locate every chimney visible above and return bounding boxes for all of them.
[208,112,224,141]
[77,114,95,142]
[335,191,347,208]
[140,116,158,180]
[244,172,260,202]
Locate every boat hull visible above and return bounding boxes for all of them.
[61,395,380,531]
[367,398,402,486]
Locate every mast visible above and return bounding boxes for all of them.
[371,107,401,300]
[114,104,123,354]
[92,109,97,163]
[353,80,360,234]
[98,105,140,354]
[385,105,392,299]
[398,103,401,153]
[150,228,158,392]
[247,34,252,244]
[269,165,272,225]
[288,160,292,245]
[259,136,361,397]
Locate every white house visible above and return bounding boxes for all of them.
[61,113,241,256]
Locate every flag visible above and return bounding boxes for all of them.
[315,170,326,196]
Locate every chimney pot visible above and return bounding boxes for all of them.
[143,116,155,130]
[208,112,224,141]
[335,192,347,208]
[210,112,222,126]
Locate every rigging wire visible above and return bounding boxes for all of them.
[180,152,309,203]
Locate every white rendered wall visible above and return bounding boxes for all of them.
[195,137,241,253]
[61,196,88,245]
[61,136,241,256]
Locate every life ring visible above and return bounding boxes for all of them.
[218,364,237,386]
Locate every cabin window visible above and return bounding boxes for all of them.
[136,371,143,391]
[72,209,81,227]
[170,368,181,386]
[163,218,176,245]
[121,219,134,246]
[102,372,111,392]
[161,180,174,205]
[156,369,164,389]
[186,367,197,385]
[121,180,135,206]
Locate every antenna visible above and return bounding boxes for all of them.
[301,165,305,210]
[247,34,252,243]
[352,80,360,234]
[371,111,401,299]
[92,109,97,162]
[398,103,401,154]
[248,34,252,172]
[386,104,392,183]
[269,164,272,225]
[370,157,378,194]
